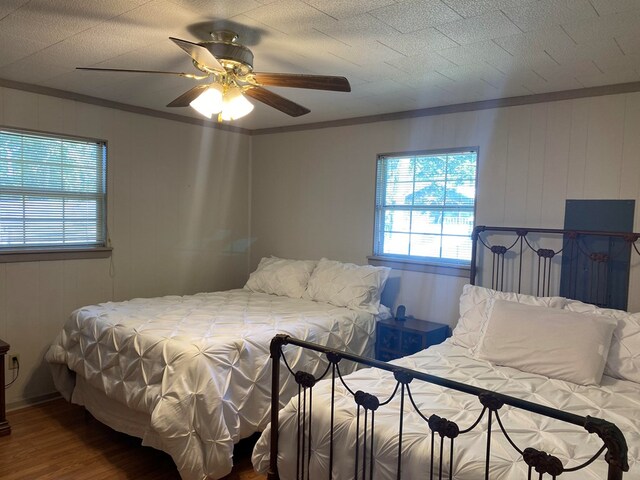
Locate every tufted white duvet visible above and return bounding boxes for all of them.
[252,340,640,479]
[46,289,376,480]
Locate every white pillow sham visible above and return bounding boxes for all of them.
[244,257,317,299]
[450,284,567,350]
[565,300,640,384]
[475,299,617,386]
[304,258,390,314]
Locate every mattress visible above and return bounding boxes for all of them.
[252,340,640,479]
[46,289,377,480]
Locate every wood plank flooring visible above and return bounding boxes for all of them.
[0,399,265,480]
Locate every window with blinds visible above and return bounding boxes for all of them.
[0,128,107,250]
[374,148,478,264]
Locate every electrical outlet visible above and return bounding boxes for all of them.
[8,354,19,370]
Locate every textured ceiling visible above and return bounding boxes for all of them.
[1,0,640,130]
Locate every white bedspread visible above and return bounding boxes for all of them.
[252,341,640,479]
[45,289,376,480]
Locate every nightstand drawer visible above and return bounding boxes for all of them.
[401,331,423,355]
[376,349,398,362]
[377,324,400,351]
[375,317,449,361]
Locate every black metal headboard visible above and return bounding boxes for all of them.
[470,225,640,310]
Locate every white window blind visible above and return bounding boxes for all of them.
[0,129,107,250]
[374,149,478,264]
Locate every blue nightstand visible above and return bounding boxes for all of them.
[375,317,449,361]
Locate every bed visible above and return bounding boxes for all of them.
[252,226,640,479]
[46,257,391,480]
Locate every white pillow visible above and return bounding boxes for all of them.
[475,300,616,386]
[304,258,390,314]
[565,300,640,384]
[244,257,317,299]
[450,284,567,350]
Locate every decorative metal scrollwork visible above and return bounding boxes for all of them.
[537,248,555,259]
[428,414,460,439]
[393,369,413,385]
[354,390,380,411]
[294,370,316,388]
[523,447,564,476]
[585,416,630,472]
[326,351,342,364]
[479,392,504,411]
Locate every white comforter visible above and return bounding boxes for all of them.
[46,289,376,480]
[252,341,640,479]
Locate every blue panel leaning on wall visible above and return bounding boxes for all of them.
[560,199,635,310]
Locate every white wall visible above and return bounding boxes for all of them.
[0,87,252,406]
[251,92,640,324]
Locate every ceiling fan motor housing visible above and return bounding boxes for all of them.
[203,40,254,73]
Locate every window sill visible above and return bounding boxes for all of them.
[0,247,112,263]
[367,255,471,278]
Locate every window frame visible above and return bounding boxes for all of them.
[0,126,111,263]
[370,147,479,274]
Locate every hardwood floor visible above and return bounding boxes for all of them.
[0,399,266,480]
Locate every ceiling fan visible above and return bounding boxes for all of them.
[78,30,351,121]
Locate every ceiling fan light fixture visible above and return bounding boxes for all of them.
[220,86,254,121]
[190,84,224,118]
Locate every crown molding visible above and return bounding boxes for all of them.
[0,78,251,135]
[3,77,640,137]
[250,81,640,135]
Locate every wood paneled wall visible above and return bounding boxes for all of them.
[0,87,252,406]
[251,92,640,323]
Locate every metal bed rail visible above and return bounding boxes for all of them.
[267,334,629,480]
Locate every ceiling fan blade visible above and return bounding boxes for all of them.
[166,85,209,107]
[244,87,310,117]
[252,73,351,92]
[76,67,208,79]
[169,37,225,73]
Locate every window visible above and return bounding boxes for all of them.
[0,128,107,253]
[374,148,478,266]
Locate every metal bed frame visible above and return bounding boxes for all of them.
[265,226,639,480]
[470,225,640,308]
[267,335,628,480]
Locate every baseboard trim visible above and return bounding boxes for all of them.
[7,392,62,412]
